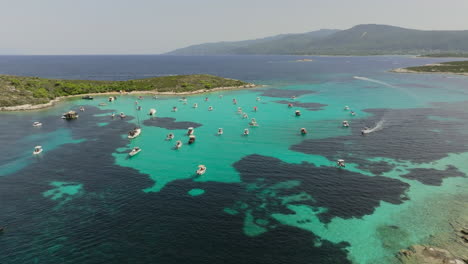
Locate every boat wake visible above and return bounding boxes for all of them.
[353,76,394,87]
[361,119,385,135]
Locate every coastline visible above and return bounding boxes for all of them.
[390,67,468,76]
[0,84,257,112]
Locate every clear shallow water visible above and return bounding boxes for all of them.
[1,55,468,264]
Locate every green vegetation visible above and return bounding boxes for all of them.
[403,61,468,74]
[0,74,249,107]
[168,24,468,56]
[419,53,468,58]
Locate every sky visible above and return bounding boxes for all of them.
[1,0,468,55]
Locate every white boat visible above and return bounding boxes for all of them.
[218,128,223,135]
[120,112,126,119]
[137,106,142,111]
[243,129,249,136]
[337,159,345,168]
[187,127,194,135]
[249,118,258,127]
[344,106,350,111]
[111,113,115,118]
[295,110,301,116]
[108,97,114,102]
[256,97,261,101]
[242,113,248,119]
[149,109,157,116]
[237,107,243,114]
[193,103,198,108]
[79,106,85,112]
[129,147,141,157]
[188,135,196,144]
[342,121,350,127]
[33,146,43,155]
[351,111,356,116]
[175,140,183,149]
[300,128,307,134]
[172,106,178,112]
[166,133,175,140]
[361,127,371,135]
[128,128,142,139]
[208,106,213,111]
[196,165,207,176]
[32,122,42,127]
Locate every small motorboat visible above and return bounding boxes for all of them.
[129,147,141,157]
[361,127,371,135]
[243,129,249,136]
[128,128,142,139]
[205,97,209,102]
[149,109,156,116]
[351,111,356,116]
[342,121,350,127]
[300,128,307,134]
[62,111,79,120]
[233,99,237,105]
[82,95,94,100]
[249,118,258,127]
[242,113,248,119]
[120,112,127,119]
[138,96,144,100]
[175,140,183,149]
[291,96,297,100]
[111,113,115,118]
[172,106,178,112]
[337,159,346,168]
[32,121,42,127]
[179,97,187,102]
[98,103,107,106]
[137,106,142,111]
[187,127,194,135]
[193,103,198,108]
[188,135,196,144]
[288,103,293,108]
[237,107,243,114]
[135,101,139,105]
[256,97,261,101]
[79,106,85,112]
[153,95,158,99]
[33,146,43,155]
[166,133,175,140]
[113,96,117,100]
[208,106,213,111]
[218,128,223,135]
[108,97,115,102]
[344,106,350,111]
[295,110,301,117]
[196,165,207,176]
[253,106,258,112]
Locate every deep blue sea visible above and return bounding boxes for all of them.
[1,55,468,264]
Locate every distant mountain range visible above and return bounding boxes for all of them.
[167,24,468,56]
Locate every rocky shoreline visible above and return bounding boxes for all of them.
[390,67,468,76]
[0,84,257,111]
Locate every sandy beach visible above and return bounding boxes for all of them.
[0,84,258,111]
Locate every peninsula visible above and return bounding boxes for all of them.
[392,61,468,76]
[0,74,253,110]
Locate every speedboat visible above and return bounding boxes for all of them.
[344,106,350,111]
[237,107,243,114]
[120,112,126,119]
[300,128,307,134]
[205,97,209,102]
[149,109,156,116]
[351,111,356,116]
[342,121,350,127]
[249,118,258,127]
[62,111,79,120]
[193,103,198,108]
[138,96,144,100]
[128,128,142,139]
[243,129,249,136]
[166,133,175,140]
[242,113,248,119]
[291,96,297,100]
[108,97,114,102]
[196,165,207,176]
[82,95,93,100]
[172,106,178,112]
[218,128,223,135]
[129,147,141,157]
[337,159,345,168]
[208,106,213,111]
[253,106,258,112]
[32,122,42,127]
[175,140,183,149]
[295,110,301,117]
[188,135,196,144]
[79,106,85,112]
[288,103,293,108]
[33,146,43,155]
[137,106,142,111]
[187,127,194,135]
[361,127,371,135]
[256,97,261,101]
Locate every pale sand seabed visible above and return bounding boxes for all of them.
[0,84,257,111]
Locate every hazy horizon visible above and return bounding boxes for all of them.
[2,0,468,55]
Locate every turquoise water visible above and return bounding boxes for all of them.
[1,55,468,264]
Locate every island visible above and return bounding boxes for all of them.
[0,74,254,110]
[391,61,468,76]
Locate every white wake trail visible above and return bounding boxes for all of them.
[353,76,395,87]
[362,119,385,134]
